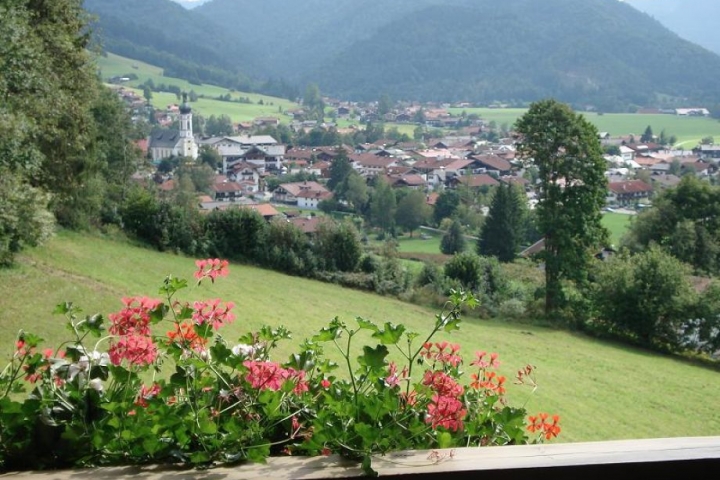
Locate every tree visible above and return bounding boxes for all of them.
[444,252,481,291]
[478,184,526,262]
[622,175,720,274]
[369,176,396,234]
[303,83,325,122]
[432,190,460,225]
[343,171,369,211]
[441,219,466,255]
[640,125,654,143]
[198,144,221,170]
[205,114,234,136]
[592,247,697,350]
[515,99,608,315]
[378,94,393,116]
[395,189,431,237]
[143,85,153,105]
[314,221,362,272]
[327,149,353,194]
[0,169,55,266]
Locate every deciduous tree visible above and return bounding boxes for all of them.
[369,177,396,234]
[515,99,608,315]
[395,189,431,237]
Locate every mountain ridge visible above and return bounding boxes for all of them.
[87,0,720,109]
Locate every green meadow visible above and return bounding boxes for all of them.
[95,52,300,123]
[2,231,719,443]
[602,212,633,245]
[449,108,720,147]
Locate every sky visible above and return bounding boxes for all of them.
[171,0,211,8]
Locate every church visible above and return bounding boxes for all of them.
[148,93,199,162]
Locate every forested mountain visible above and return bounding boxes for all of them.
[87,0,720,109]
[84,0,262,90]
[626,0,720,56]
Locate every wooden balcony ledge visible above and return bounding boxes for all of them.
[2,436,719,479]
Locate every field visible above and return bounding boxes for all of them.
[602,212,633,245]
[97,52,720,147]
[449,107,720,147]
[95,52,300,123]
[2,232,720,442]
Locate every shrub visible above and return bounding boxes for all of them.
[0,260,561,474]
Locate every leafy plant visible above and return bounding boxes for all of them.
[0,259,560,475]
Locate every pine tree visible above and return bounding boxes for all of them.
[478,184,526,262]
[441,219,466,255]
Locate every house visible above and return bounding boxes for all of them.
[682,161,713,176]
[607,180,653,206]
[385,173,426,189]
[650,174,681,190]
[230,162,263,191]
[211,181,244,201]
[288,216,328,235]
[450,174,500,190]
[350,153,397,177]
[253,117,280,127]
[240,145,284,172]
[696,145,720,160]
[468,154,512,176]
[273,181,332,210]
[675,108,710,117]
[240,203,281,220]
[619,146,635,163]
[296,189,333,210]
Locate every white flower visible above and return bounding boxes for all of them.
[231,343,256,357]
[78,356,90,371]
[88,378,104,393]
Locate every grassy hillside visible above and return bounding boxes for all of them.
[96,52,300,123]
[1,231,719,442]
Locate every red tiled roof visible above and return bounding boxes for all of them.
[212,181,244,193]
[608,180,653,194]
[457,174,499,188]
[349,153,395,168]
[500,176,529,186]
[288,216,328,234]
[242,203,280,217]
[279,181,330,197]
[471,154,512,172]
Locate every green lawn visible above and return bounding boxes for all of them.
[449,107,720,147]
[602,212,633,245]
[2,231,720,442]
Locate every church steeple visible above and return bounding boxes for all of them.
[179,92,193,139]
[178,92,198,159]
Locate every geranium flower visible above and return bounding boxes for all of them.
[192,299,235,330]
[194,259,229,283]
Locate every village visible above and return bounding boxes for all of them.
[111,86,720,236]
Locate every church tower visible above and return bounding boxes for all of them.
[179,92,198,159]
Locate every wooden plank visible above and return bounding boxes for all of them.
[2,437,720,479]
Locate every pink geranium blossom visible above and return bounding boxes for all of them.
[192,299,235,330]
[194,259,230,283]
[108,335,158,366]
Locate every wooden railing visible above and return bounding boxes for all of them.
[2,436,719,479]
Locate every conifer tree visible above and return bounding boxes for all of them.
[478,184,526,262]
